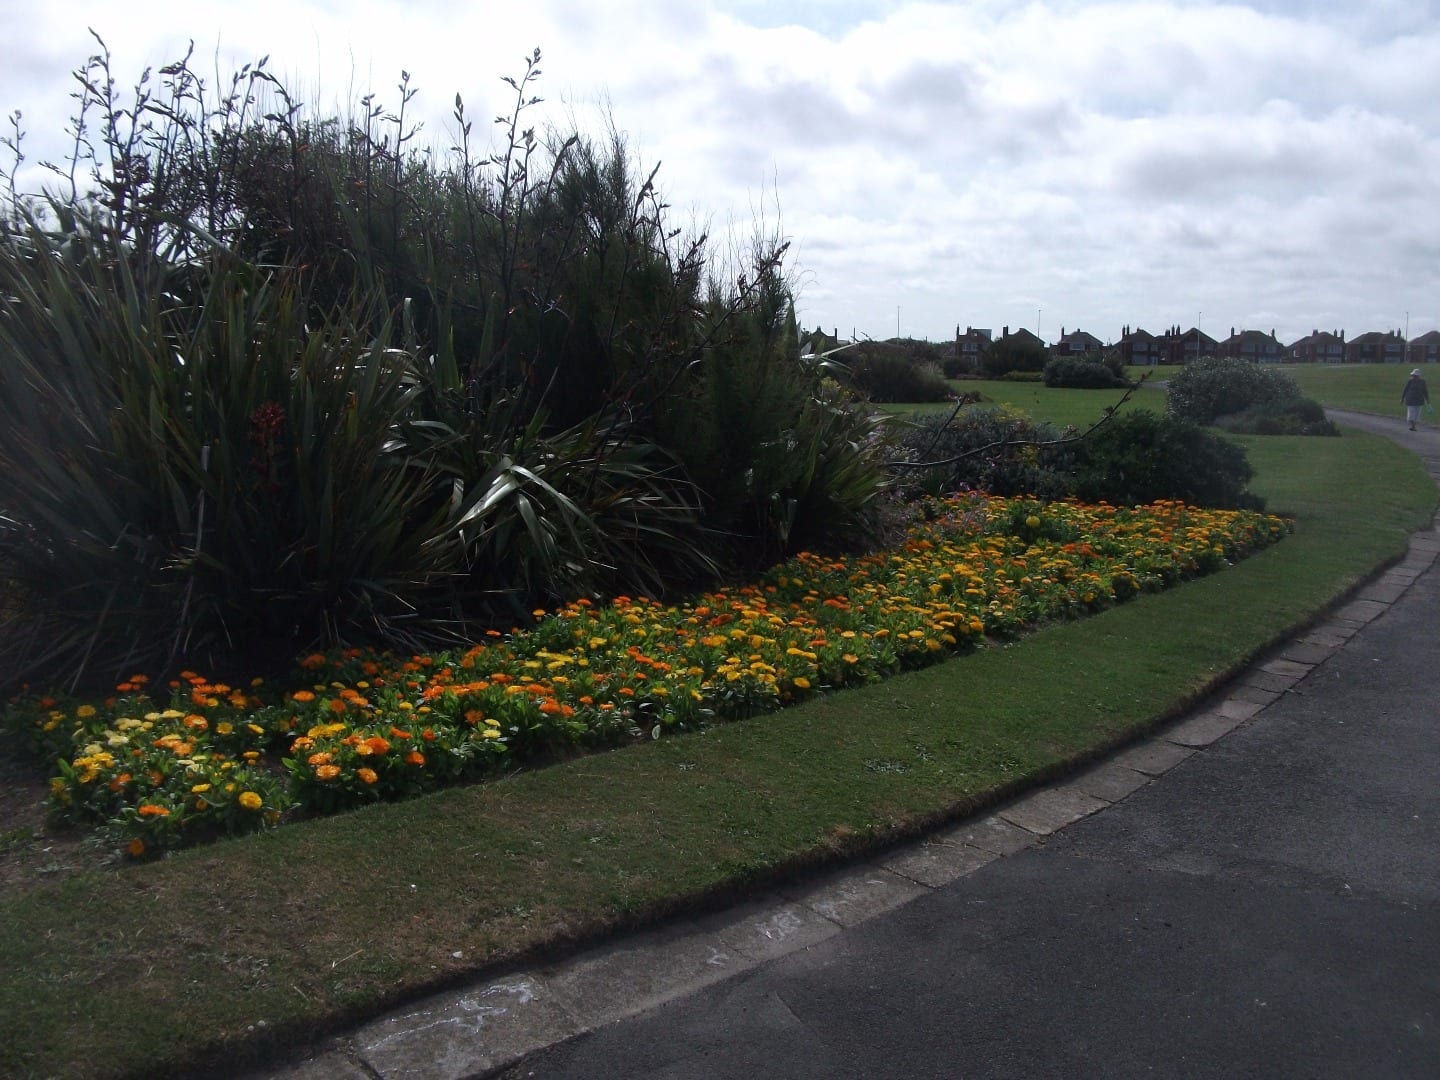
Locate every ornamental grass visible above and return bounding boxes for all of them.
[3,493,1288,857]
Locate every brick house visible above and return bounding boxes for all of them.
[1288,329,1346,363]
[1214,327,1285,362]
[1052,327,1104,357]
[1156,325,1217,365]
[1407,331,1440,366]
[1118,326,1160,366]
[1346,330,1405,364]
[999,325,1047,350]
[953,325,994,371]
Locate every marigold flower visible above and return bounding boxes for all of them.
[127,838,146,858]
[406,751,425,767]
[315,764,341,781]
[357,767,379,785]
[238,791,263,811]
[137,804,170,817]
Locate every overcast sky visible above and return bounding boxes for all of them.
[1,0,1436,346]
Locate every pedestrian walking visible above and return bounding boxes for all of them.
[1402,368,1430,430]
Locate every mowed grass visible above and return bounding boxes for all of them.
[1277,361,1438,416]
[887,377,1166,429]
[0,427,1433,1079]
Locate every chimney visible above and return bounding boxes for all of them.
[1230,326,1235,338]
[1003,325,1009,337]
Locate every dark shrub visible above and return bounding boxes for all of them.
[896,406,1074,499]
[1070,409,1262,510]
[844,342,952,402]
[1043,356,1129,389]
[1213,397,1338,436]
[1167,357,1301,425]
[982,335,1049,376]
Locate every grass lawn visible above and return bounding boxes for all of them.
[1276,362,1437,417]
[0,427,1434,1079]
[887,377,1165,429]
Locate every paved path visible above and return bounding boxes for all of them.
[273,411,1440,1080]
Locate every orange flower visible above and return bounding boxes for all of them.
[137,804,170,817]
[292,690,316,703]
[405,751,425,767]
[126,838,146,858]
[315,764,341,781]
[364,736,391,756]
[307,752,333,766]
[357,767,378,785]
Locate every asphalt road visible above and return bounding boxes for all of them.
[501,412,1440,1080]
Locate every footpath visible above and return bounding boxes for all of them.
[269,410,1440,1080]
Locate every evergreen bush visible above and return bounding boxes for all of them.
[1043,356,1129,389]
[1166,357,1302,425]
[1069,410,1262,509]
[844,343,952,402]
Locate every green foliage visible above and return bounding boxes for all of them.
[843,341,952,403]
[0,216,467,688]
[1043,356,1129,389]
[1070,409,1262,509]
[657,274,897,568]
[0,43,890,690]
[1166,356,1302,425]
[1213,397,1339,437]
[981,335,1049,376]
[896,406,1074,499]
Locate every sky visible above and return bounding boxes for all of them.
[0,0,1436,346]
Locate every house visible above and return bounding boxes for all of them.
[1288,329,1346,364]
[1407,331,1440,367]
[1156,325,1217,365]
[1214,327,1285,363]
[1345,330,1405,364]
[1052,327,1104,357]
[953,325,993,371]
[999,325,1047,350]
[800,325,845,357]
[1117,326,1160,366]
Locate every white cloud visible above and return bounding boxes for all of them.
[0,0,1436,342]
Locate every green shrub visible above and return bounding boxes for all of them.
[1167,357,1301,425]
[844,343,953,402]
[1213,397,1339,437]
[895,406,1074,499]
[1069,409,1262,510]
[982,335,1050,377]
[0,43,892,691]
[1043,356,1129,389]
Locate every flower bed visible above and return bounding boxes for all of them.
[3,494,1289,856]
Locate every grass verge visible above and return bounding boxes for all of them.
[1277,361,1438,416]
[0,427,1433,1079]
[888,378,1161,428]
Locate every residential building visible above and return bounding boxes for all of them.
[1156,325,1217,365]
[953,325,993,371]
[1346,330,1405,364]
[1407,331,1440,366]
[1052,327,1104,356]
[999,325,1047,350]
[1214,327,1285,363]
[1288,329,1346,364]
[1118,326,1160,366]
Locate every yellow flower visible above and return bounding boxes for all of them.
[238,791,263,811]
[793,677,811,690]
